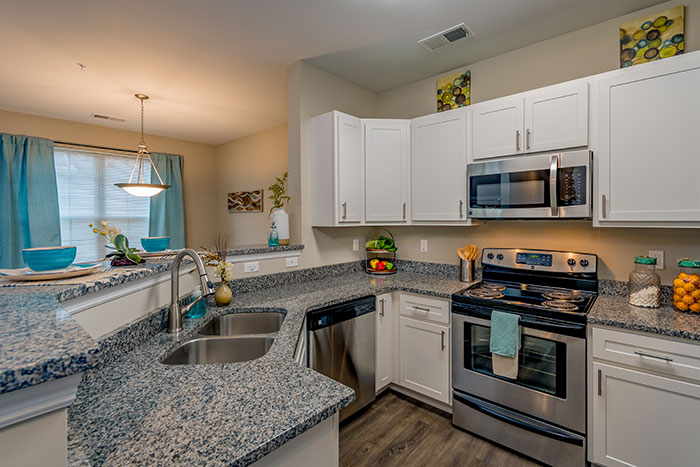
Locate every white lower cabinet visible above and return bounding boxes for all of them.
[398,316,450,404]
[375,293,393,392]
[590,327,700,467]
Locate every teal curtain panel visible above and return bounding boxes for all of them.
[149,152,185,249]
[0,134,61,268]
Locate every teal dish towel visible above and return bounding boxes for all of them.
[489,311,520,358]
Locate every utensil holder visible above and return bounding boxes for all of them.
[460,258,475,283]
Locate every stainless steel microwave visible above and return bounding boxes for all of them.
[467,150,592,219]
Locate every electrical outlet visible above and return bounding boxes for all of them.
[420,239,428,252]
[353,239,360,251]
[285,257,299,268]
[649,250,665,270]
[244,261,259,273]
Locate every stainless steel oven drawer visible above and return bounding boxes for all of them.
[453,391,585,467]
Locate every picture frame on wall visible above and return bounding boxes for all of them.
[619,5,684,68]
[437,69,471,112]
[227,190,263,212]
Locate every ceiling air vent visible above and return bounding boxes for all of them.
[91,113,126,123]
[418,23,474,52]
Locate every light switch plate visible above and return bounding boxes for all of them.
[649,250,665,270]
[244,261,259,273]
[353,239,360,251]
[420,239,428,252]
[285,257,298,268]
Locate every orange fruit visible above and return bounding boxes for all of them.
[675,294,682,302]
[676,288,687,297]
[676,301,689,311]
[689,274,700,285]
[683,295,695,305]
[691,303,700,313]
[674,279,685,288]
[684,282,697,293]
[692,290,700,300]
[679,272,689,279]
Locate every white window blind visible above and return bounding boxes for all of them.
[54,147,151,263]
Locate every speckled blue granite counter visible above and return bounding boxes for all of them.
[0,260,178,394]
[67,270,468,466]
[589,295,700,342]
[227,244,304,256]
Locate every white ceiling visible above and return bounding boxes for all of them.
[0,0,661,145]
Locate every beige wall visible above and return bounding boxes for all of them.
[215,124,288,245]
[376,0,699,117]
[0,109,217,249]
[288,0,700,284]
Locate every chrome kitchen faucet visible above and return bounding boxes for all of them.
[168,249,215,334]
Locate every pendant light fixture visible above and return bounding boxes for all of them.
[115,94,170,197]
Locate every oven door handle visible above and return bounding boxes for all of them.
[453,306,585,332]
[453,392,584,446]
[519,316,585,332]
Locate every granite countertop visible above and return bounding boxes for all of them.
[227,244,304,256]
[0,260,182,394]
[589,295,700,342]
[67,270,468,466]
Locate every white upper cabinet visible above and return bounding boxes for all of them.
[411,108,468,222]
[311,111,363,226]
[336,113,363,223]
[596,53,700,226]
[364,120,410,223]
[470,96,524,160]
[524,80,588,153]
[470,79,589,161]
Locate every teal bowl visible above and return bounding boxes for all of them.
[22,246,77,271]
[141,237,170,252]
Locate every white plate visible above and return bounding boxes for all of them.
[0,263,103,281]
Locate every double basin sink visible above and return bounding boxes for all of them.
[161,312,285,365]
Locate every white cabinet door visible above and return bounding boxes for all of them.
[592,362,700,467]
[524,80,588,153]
[336,112,363,223]
[399,316,450,404]
[597,55,700,223]
[376,293,393,392]
[470,97,524,160]
[411,108,468,221]
[364,120,410,222]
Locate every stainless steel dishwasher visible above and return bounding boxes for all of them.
[307,296,376,421]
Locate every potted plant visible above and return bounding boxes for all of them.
[268,171,290,246]
[201,234,233,306]
[90,221,144,266]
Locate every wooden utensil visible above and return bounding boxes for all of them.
[458,248,467,260]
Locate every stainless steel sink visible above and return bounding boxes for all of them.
[160,336,274,365]
[198,312,285,336]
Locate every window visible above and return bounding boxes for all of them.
[54,148,150,263]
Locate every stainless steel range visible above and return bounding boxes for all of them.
[451,248,598,467]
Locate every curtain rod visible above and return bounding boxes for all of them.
[54,140,138,154]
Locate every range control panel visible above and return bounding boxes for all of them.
[482,248,597,274]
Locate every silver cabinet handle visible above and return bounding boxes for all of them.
[549,154,559,217]
[413,305,430,312]
[459,200,464,218]
[601,195,607,219]
[526,129,531,150]
[379,298,385,317]
[441,330,446,351]
[342,202,347,220]
[634,350,673,362]
[597,369,602,396]
[403,202,406,220]
[515,130,521,151]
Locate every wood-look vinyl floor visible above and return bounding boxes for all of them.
[339,390,540,467]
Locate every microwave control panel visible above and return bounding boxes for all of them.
[558,166,587,206]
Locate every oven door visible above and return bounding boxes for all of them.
[468,150,591,219]
[451,310,585,433]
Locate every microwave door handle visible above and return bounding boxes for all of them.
[549,154,559,217]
